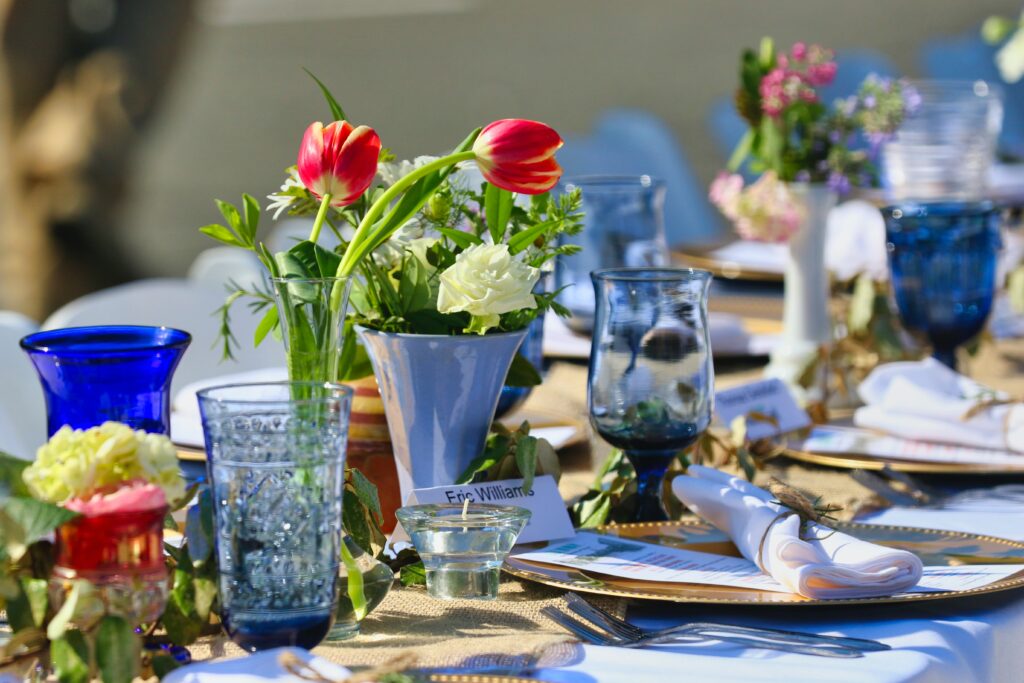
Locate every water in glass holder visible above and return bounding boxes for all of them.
[396,504,531,600]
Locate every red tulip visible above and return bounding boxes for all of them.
[472,119,563,194]
[297,121,381,206]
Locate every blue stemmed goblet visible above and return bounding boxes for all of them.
[881,201,1002,370]
[588,268,714,522]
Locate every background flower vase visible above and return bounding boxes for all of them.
[357,327,527,501]
[765,184,837,395]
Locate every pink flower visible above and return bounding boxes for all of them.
[808,61,837,87]
[64,480,167,517]
[711,171,804,243]
[791,42,807,61]
[760,68,816,116]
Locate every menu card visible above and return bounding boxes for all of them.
[514,532,1024,595]
[800,426,1024,467]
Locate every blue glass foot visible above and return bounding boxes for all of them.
[624,450,677,522]
[222,610,334,652]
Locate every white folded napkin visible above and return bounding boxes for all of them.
[853,358,1024,452]
[163,647,349,683]
[170,367,288,447]
[672,465,923,599]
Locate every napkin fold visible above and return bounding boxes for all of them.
[672,466,923,599]
[853,358,1024,452]
[163,647,349,683]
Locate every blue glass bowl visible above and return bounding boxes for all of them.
[21,325,191,436]
[881,201,1001,369]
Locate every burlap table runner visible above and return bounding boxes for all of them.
[188,578,625,669]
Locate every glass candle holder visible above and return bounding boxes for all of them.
[20,325,191,436]
[395,503,531,601]
[197,381,353,652]
[51,504,169,626]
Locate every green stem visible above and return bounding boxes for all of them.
[341,540,367,620]
[337,150,476,277]
[309,193,333,244]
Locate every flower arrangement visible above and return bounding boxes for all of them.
[983,12,1024,84]
[204,76,578,383]
[709,37,918,241]
[0,427,206,681]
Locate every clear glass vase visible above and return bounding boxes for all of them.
[271,276,353,383]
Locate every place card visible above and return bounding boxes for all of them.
[715,378,811,440]
[514,532,1024,595]
[393,474,574,545]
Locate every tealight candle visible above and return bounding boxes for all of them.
[396,503,531,600]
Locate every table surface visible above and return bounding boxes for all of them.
[509,287,1024,683]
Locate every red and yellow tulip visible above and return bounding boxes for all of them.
[472,119,564,194]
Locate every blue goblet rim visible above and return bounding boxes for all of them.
[881,200,998,221]
[591,267,713,283]
[196,381,353,407]
[20,325,192,355]
[560,175,666,193]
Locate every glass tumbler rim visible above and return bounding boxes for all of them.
[20,325,192,354]
[903,78,1004,99]
[196,380,353,406]
[881,200,998,221]
[591,266,713,283]
[395,503,531,529]
[269,275,351,284]
[560,174,666,192]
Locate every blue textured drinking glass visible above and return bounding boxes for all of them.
[881,201,1001,370]
[556,176,669,333]
[197,381,352,652]
[20,325,191,436]
[494,308,546,419]
[589,268,714,522]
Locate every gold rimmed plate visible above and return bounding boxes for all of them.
[503,519,1024,606]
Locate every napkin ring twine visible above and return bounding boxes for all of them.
[756,479,841,572]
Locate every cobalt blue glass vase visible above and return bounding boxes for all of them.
[20,325,191,436]
[881,202,1001,370]
[494,312,546,419]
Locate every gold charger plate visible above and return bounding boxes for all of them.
[503,519,1024,606]
[781,424,1024,475]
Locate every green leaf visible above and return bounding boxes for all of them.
[193,576,218,622]
[396,256,431,315]
[254,306,279,348]
[727,129,754,173]
[216,199,243,232]
[47,580,103,641]
[313,242,342,279]
[399,561,426,587]
[152,655,183,678]
[507,218,558,254]
[51,630,91,683]
[95,616,139,683]
[184,489,214,565]
[484,183,514,244]
[572,490,613,528]
[337,320,373,381]
[303,68,346,121]
[6,578,48,630]
[199,224,246,248]
[241,193,261,246]
[1,498,78,561]
[0,451,30,498]
[160,569,202,645]
[504,351,542,388]
[514,435,538,495]
[436,227,483,250]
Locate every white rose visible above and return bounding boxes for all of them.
[437,243,539,334]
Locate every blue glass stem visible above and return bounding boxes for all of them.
[624,450,676,522]
[932,347,957,371]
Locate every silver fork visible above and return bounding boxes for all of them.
[543,607,864,658]
[564,594,890,653]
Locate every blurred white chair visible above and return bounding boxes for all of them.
[0,312,46,458]
[188,247,264,291]
[42,278,284,396]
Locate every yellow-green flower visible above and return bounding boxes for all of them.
[23,422,185,506]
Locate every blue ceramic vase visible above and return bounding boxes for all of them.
[356,327,527,502]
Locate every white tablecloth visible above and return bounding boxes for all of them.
[535,493,1024,683]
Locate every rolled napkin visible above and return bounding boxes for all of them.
[672,466,923,599]
[853,358,1024,452]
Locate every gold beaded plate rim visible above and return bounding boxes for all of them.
[502,520,1024,606]
[426,676,542,683]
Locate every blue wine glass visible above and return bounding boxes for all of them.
[881,202,1001,370]
[588,268,714,521]
[20,325,191,436]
